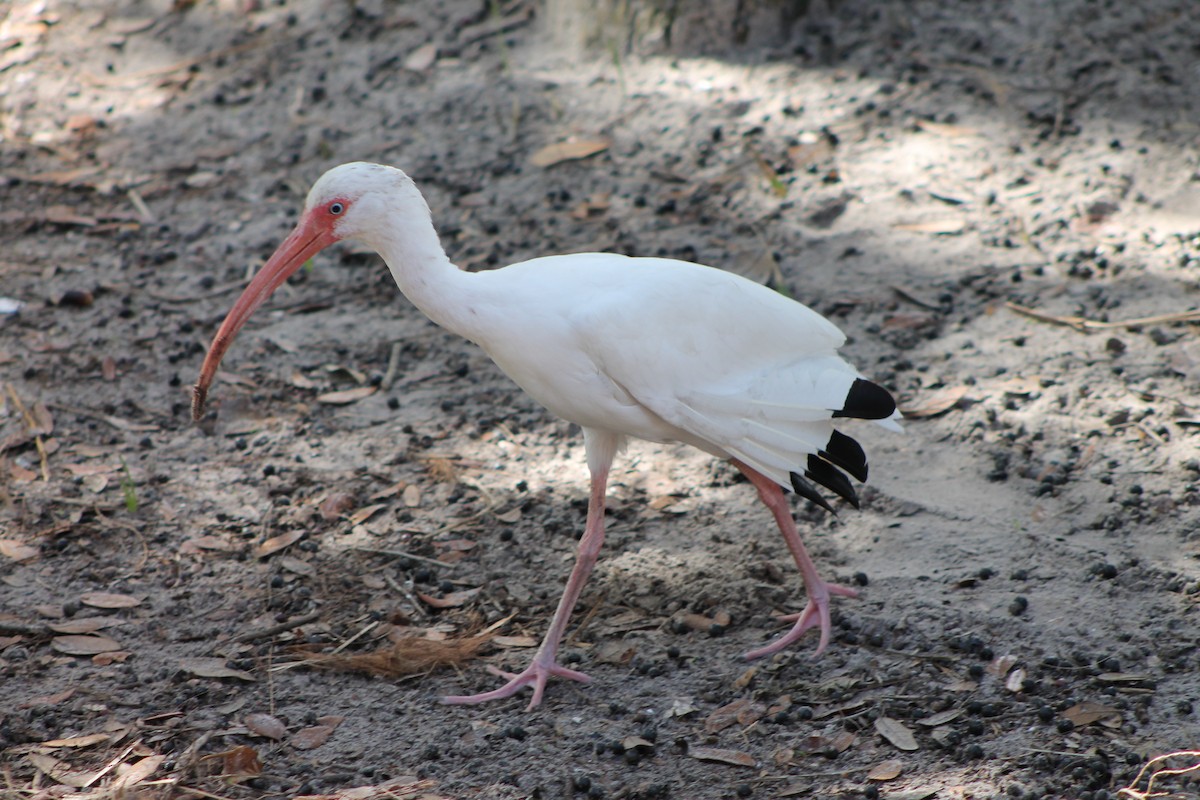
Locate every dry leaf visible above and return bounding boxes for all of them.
[894,218,965,235]
[688,746,756,767]
[256,529,304,558]
[65,463,117,477]
[180,535,239,553]
[830,731,856,753]
[0,539,39,562]
[349,503,387,525]
[51,635,121,655]
[622,736,654,751]
[93,650,130,665]
[291,724,335,750]
[48,617,121,634]
[732,666,758,691]
[39,733,111,748]
[705,698,753,733]
[317,386,377,405]
[1063,701,1120,727]
[416,588,480,609]
[244,712,287,740]
[899,385,970,418]
[495,507,520,523]
[530,137,611,168]
[112,755,165,790]
[320,492,357,521]
[917,708,963,727]
[26,753,95,788]
[867,759,904,781]
[875,717,919,751]
[404,42,438,71]
[402,484,422,508]
[180,657,256,681]
[79,592,142,609]
[492,634,537,648]
[1005,667,1027,693]
[217,745,262,778]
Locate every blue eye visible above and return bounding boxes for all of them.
[329,202,344,215]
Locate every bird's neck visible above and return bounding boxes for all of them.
[360,211,486,343]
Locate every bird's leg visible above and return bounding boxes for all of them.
[731,460,859,661]
[442,453,613,710]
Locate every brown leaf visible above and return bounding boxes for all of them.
[92,650,130,665]
[19,689,75,708]
[316,386,377,405]
[688,746,756,767]
[244,712,287,740]
[180,657,256,681]
[51,635,122,655]
[0,539,39,562]
[219,745,262,777]
[291,724,335,750]
[39,733,112,748]
[255,529,304,558]
[867,759,904,781]
[705,698,752,733]
[320,492,357,521]
[180,535,239,554]
[1063,701,1120,727]
[101,356,117,381]
[111,755,165,790]
[48,617,121,634]
[874,717,920,751]
[26,753,94,787]
[917,708,963,727]
[65,463,118,477]
[44,205,97,227]
[416,588,480,609]
[899,385,970,418]
[530,137,611,168]
[494,507,520,523]
[349,503,387,525]
[402,484,422,508]
[79,591,142,609]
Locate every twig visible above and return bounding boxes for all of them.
[232,610,321,643]
[1007,301,1200,333]
[381,341,404,390]
[1118,750,1200,799]
[346,545,459,570]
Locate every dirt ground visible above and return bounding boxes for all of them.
[3,0,1200,798]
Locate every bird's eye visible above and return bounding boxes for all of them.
[329,202,345,215]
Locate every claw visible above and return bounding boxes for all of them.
[441,657,592,711]
[742,580,859,661]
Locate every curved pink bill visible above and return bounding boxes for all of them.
[192,213,336,421]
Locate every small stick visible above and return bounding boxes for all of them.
[232,610,321,643]
[1007,301,1200,333]
[381,341,404,390]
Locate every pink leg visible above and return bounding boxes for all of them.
[442,444,614,710]
[732,460,859,660]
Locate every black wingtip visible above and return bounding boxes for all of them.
[819,429,868,483]
[806,454,860,509]
[832,378,896,421]
[790,471,836,515]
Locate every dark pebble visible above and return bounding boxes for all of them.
[1057,718,1074,733]
[736,783,752,797]
[964,743,984,759]
[853,571,869,586]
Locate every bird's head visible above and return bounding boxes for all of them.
[191,162,421,421]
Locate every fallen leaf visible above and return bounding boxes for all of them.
[51,635,122,655]
[492,634,537,648]
[867,759,904,781]
[26,753,94,787]
[530,137,611,168]
[349,503,387,525]
[19,689,75,708]
[402,484,422,508]
[1005,666,1027,693]
[244,712,287,740]
[101,356,117,381]
[79,591,142,609]
[1063,701,1120,727]
[899,385,970,418]
[255,529,304,558]
[65,463,118,477]
[82,473,108,493]
[217,745,262,778]
[291,724,335,750]
[917,708,963,727]
[705,698,753,733]
[180,657,256,681]
[111,755,165,790]
[180,535,239,554]
[39,733,111,748]
[622,735,654,751]
[416,588,480,609]
[404,42,438,71]
[44,205,97,227]
[494,507,520,523]
[688,746,756,767]
[92,650,130,665]
[0,539,39,562]
[830,731,856,753]
[317,386,377,405]
[320,492,357,521]
[894,218,965,235]
[48,617,122,634]
[875,717,919,751]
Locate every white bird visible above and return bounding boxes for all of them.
[193,162,901,710]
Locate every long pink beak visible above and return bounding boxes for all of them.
[192,213,336,421]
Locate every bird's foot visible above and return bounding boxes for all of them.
[742,579,859,661]
[441,656,592,711]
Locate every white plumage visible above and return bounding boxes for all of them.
[194,163,900,710]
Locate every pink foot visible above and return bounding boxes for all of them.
[441,657,592,711]
[742,580,859,661]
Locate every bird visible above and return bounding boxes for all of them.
[192,162,901,711]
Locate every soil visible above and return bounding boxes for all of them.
[3,1,1200,799]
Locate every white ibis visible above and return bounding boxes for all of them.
[193,162,901,710]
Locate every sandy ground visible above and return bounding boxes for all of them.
[3,1,1200,798]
